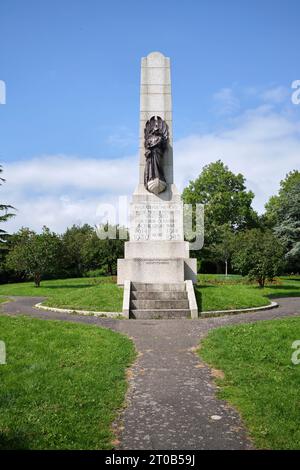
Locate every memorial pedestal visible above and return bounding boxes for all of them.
[116,51,198,317]
[117,185,197,285]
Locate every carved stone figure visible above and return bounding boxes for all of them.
[144,115,168,194]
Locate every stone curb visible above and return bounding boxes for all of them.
[35,300,278,319]
[201,301,278,317]
[35,302,125,318]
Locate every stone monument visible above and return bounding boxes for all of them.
[117,52,198,319]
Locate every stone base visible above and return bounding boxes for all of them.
[117,182,197,286]
[117,257,197,285]
[124,240,190,259]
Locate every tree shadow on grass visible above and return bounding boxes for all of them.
[0,431,30,450]
[268,293,300,300]
[194,285,205,312]
[43,284,94,289]
[43,282,115,289]
[266,285,300,292]
[195,284,217,289]
[256,285,300,301]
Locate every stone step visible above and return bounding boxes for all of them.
[131,291,188,300]
[132,282,186,292]
[130,309,191,319]
[131,299,189,310]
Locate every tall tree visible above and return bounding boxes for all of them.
[264,171,300,272]
[6,227,62,286]
[274,182,300,271]
[232,229,284,287]
[182,160,258,272]
[182,160,258,234]
[91,224,126,275]
[209,224,236,276]
[61,224,94,277]
[264,170,300,227]
[0,165,15,243]
[61,223,126,277]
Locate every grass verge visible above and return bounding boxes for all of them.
[0,315,135,449]
[0,275,299,314]
[0,277,123,312]
[195,275,300,312]
[199,317,300,449]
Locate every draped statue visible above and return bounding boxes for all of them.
[144,116,168,194]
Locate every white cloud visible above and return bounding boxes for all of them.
[174,106,300,213]
[261,86,289,104]
[2,155,137,233]
[2,102,300,234]
[212,87,240,115]
[2,192,129,234]
[5,154,137,193]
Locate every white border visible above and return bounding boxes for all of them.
[34,300,278,318]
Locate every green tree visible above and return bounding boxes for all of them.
[93,224,126,275]
[61,224,94,277]
[264,170,300,227]
[209,224,236,276]
[182,160,258,272]
[182,160,258,234]
[0,165,15,243]
[274,182,300,271]
[264,171,300,272]
[0,165,16,281]
[60,223,125,277]
[232,229,284,287]
[6,226,62,286]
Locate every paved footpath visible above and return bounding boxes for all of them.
[2,296,300,450]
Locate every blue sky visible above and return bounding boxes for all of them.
[1,0,300,232]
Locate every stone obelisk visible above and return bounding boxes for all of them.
[117,52,197,287]
[137,51,175,195]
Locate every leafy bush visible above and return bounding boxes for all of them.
[232,229,284,287]
[84,268,107,278]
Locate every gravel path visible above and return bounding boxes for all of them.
[1,295,300,450]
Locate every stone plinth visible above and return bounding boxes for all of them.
[124,241,189,259]
[118,258,196,285]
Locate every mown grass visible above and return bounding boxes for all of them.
[0,277,123,312]
[0,275,299,313]
[199,317,300,449]
[195,275,300,312]
[0,315,135,449]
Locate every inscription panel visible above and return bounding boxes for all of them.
[130,202,183,241]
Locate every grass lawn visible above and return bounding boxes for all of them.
[199,317,300,449]
[0,315,135,449]
[0,275,299,313]
[0,277,123,312]
[195,275,300,312]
